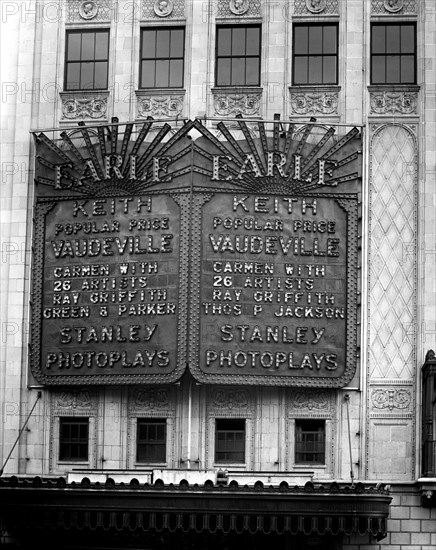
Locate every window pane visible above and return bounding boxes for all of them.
[401,55,415,83]
[95,32,108,59]
[294,56,308,84]
[80,62,95,90]
[386,55,400,83]
[141,60,156,87]
[246,27,260,55]
[294,26,308,55]
[372,26,385,54]
[81,33,95,61]
[156,30,170,57]
[217,28,231,56]
[170,29,184,57]
[246,57,259,85]
[156,59,169,87]
[401,25,415,53]
[217,58,231,85]
[169,59,183,87]
[232,27,246,55]
[323,56,336,84]
[308,26,322,54]
[67,33,81,61]
[371,56,385,84]
[142,30,156,58]
[94,61,108,89]
[231,58,245,85]
[308,56,322,84]
[323,26,337,54]
[386,25,400,53]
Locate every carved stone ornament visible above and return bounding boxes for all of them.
[384,0,403,12]
[211,389,250,410]
[137,94,184,118]
[229,0,249,15]
[79,0,99,19]
[306,0,327,13]
[61,95,108,120]
[213,93,261,117]
[290,90,339,115]
[369,91,418,115]
[370,388,412,411]
[154,0,173,17]
[56,388,95,409]
[289,389,330,411]
[132,388,170,410]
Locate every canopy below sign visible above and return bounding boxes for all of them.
[0,475,391,543]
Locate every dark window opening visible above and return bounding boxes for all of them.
[65,30,109,91]
[136,419,167,463]
[293,24,338,85]
[371,24,416,84]
[140,27,185,88]
[59,417,89,461]
[216,25,261,86]
[215,419,246,463]
[295,419,326,464]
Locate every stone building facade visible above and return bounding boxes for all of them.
[1,1,435,549]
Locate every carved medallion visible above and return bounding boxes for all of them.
[154,0,173,17]
[137,94,184,118]
[79,1,98,19]
[229,0,249,15]
[213,93,261,117]
[384,0,403,12]
[62,96,107,120]
[371,388,412,411]
[56,388,95,409]
[306,0,326,13]
[369,91,418,115]
[211,389,250,410]
[132,388,170,410]
[289,389,330,411]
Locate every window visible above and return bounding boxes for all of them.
[65,30,109,91]
[136,419,167,463]
[59,417,89,461]
[293,24,338,85]
[215,419,245,463]
[295,420,325,464]
[371,24,416,84]
[140,28,185,88]
[216,25,261,86]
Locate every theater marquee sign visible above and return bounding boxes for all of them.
[31,117,361,387]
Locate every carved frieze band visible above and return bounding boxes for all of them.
[136,92,185,119]
[209,388,251,412]
[212,90,262,117]
[294,0,339,16]
[67,0,113,22]
[369,90,418,116]
[129,387,173,412]
[289,89,339,115]
[371,0,416,15]
[217,0,262,18]
[54,387,97,410]
[370,387,412,414]
[142,0,185,19]
[60,93,109,120]
[287,389,332,415]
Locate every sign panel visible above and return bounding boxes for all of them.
[194,192,358,387]
[31,194,182,384]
